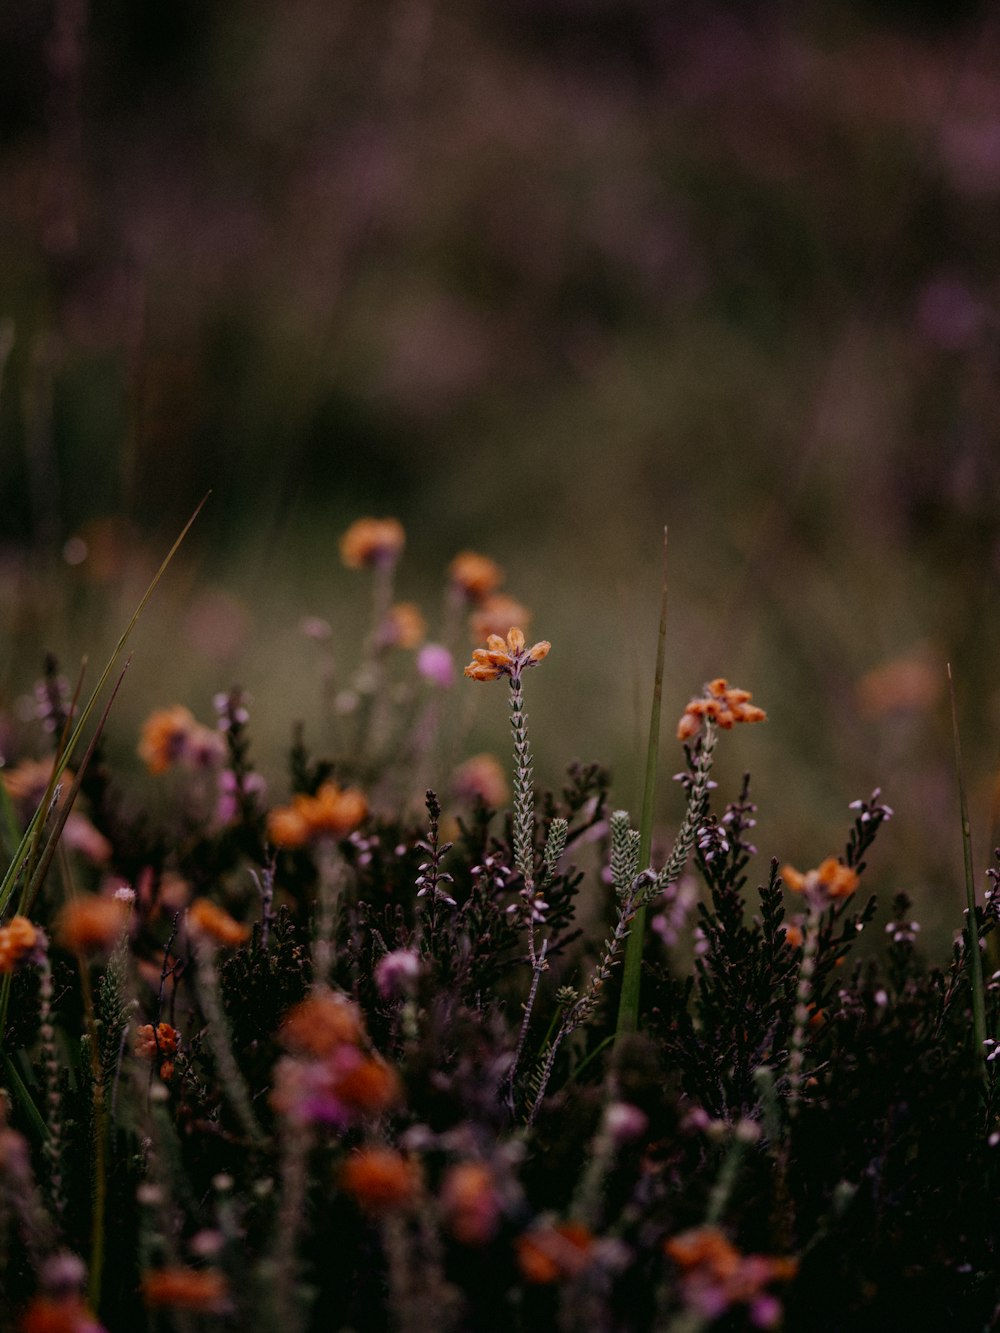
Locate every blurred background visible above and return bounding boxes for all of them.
[2,0,1000,942]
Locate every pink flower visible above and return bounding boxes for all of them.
[417,643,455,689]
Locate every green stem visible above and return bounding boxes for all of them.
[616,529,669,1037]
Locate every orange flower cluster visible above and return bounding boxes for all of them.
[339,517,405,570]
[781,858,859,902]
[440,1161,501,1245]
[187,899,250,949]
[55,896,129,954]
[665,1225,797,1323]
[135,1022,180,1082]
[677,678,767,741]
[451,753,509,808]
[138,706,224,775]
[272,990,401,1127]
[0,916,38,973]
[141,1268,229,1313]
[266,782,368,850]
[18,1296,107,1333]
[378,602,426,649]
[516,1222,595,1284]
[340,1147,420,1212]
[464,627,551,682]
[281,991,363,1057]
[449,551,505,603]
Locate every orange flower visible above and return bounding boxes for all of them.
[0,916,38,973]
[137,706,197,774]
[332,1056,401,1114]
[141,1268,229,1312]
[340,1148,420,1212]
[464,627,551,683]
[666,1225,741,1275]
[449,551,504,603]
[187,899,250,948]
[440,1161,500,1245]
[339,517,405,570]
[857,654,940,718]
[265,804,311,849]
[135,1022,179,1059]
[2,758,71,810]
[781,858,858,903]
[451,753,510,808]
[782,923,804,951]
[470,594,531,643]
[267,782,368,849]
[379,602,426,649]
[677,678,766,741]
[55,896,129,953]
[516,1223,594,1284]
[19,1296,107,1333]
[281,992,363,1057]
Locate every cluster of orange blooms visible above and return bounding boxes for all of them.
[266,781,369,850]
[137,704,223,775]
[516,1222,595,1284]
[187,897,251,948]
[464,627,551,682]
[781,858,859,903]
[340,1147,421,1213]
[676,678,767,741]
[141,1267,229,1314]
[54,896,130,954]
[339,517,406,570]
[18,1294,107,1333]
[135,1022,180,1082]
[0,915,38,973]
[665,1225,797,1321]
[271,989,402,1136]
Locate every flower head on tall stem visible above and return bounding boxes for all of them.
[463,627,550,682]
[677,678,766,741]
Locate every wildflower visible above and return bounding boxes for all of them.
[416,643,455,688]
[18,1297,107,1333]
[516,1222,595,1284]
[267,782,369,849]
[677,679,766,742]
[137,705,197,774]
[55,896,129,953]
[452,753,509,807]
[603,1101,649,1144]
[440,1161,501,1245]
[374,949,421,999]
[280,991,363,1057]
[449,551,504,603]
[141,1268,229,1313]
[138,706,224,774]
[0,915,39,973]
[135,1023,179,1081]
[464,627,551,683]
[378,602,426,649]
[783,922,804,950]
[781,858,859,904]
[3,758,71,808]
[665,1225,797,1328]
[340,1148,420,1212]
[470,594,531,642]
[187,898,250,948]
[339,517,405,570]
[331,1052,401,1114]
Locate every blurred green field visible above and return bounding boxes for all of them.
[2,0,1000,944]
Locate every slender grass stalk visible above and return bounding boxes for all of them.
[0,492,208,920]
[785,903,820,1116]
[948,664,987,1076]
[616,528,668,1038]
[193,943,266,1147]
